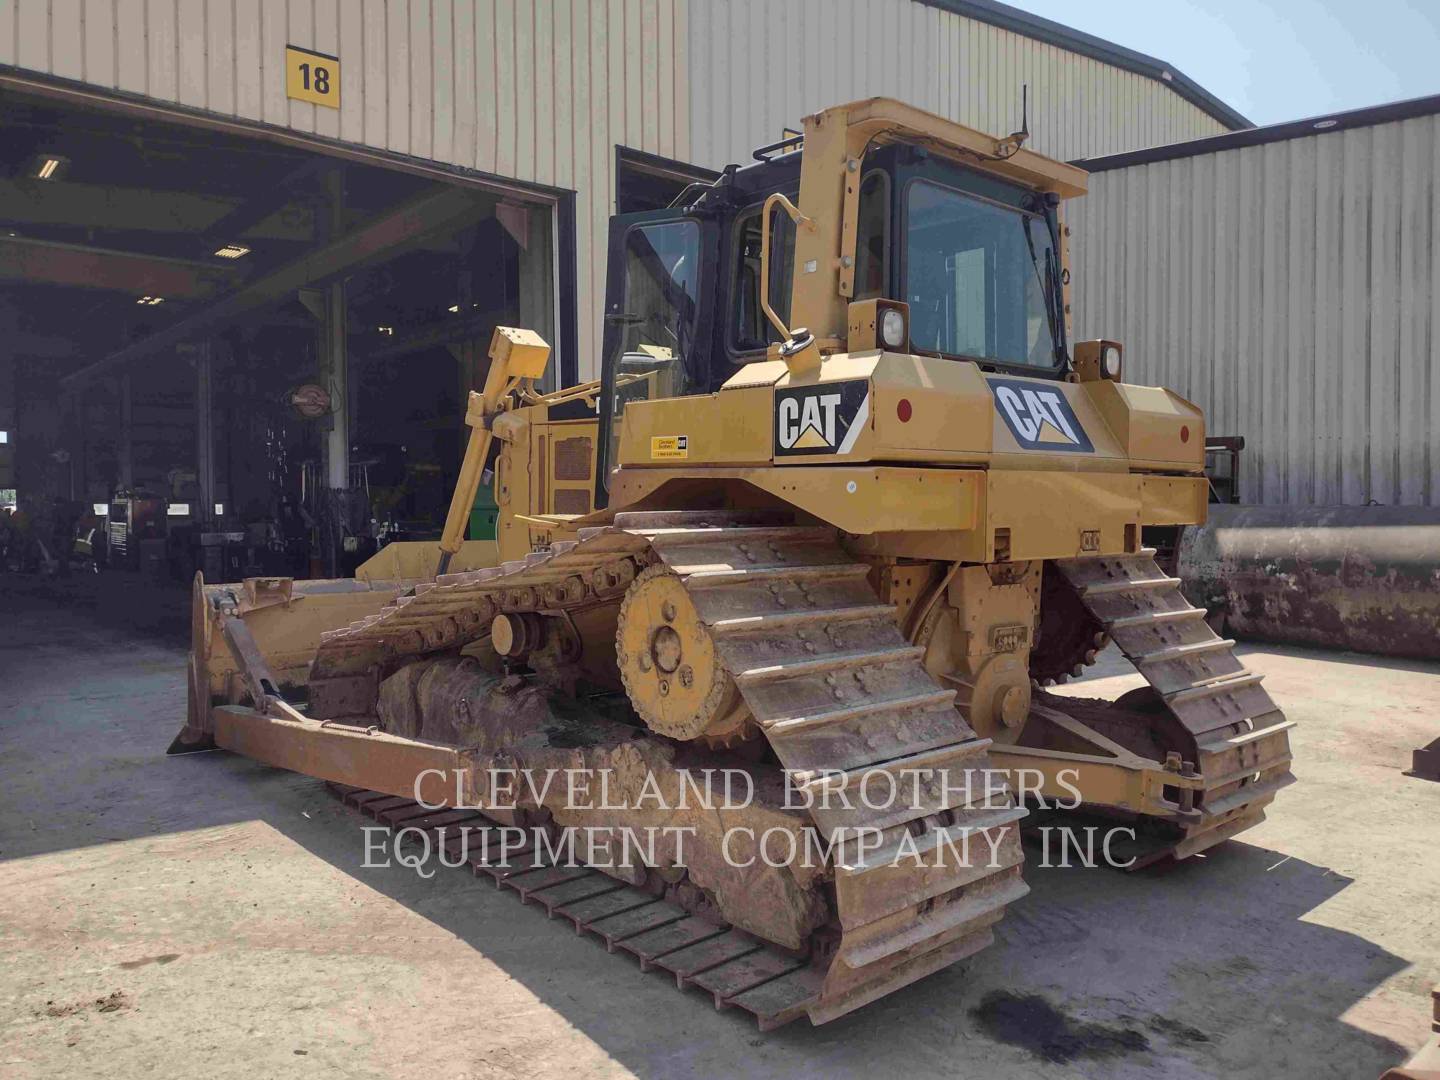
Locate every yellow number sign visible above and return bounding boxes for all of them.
[285,45,340,108]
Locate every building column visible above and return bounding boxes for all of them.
[322,280,348,489]
[321,169,350,491]
[195,342,215,524]
[118,371,133,492]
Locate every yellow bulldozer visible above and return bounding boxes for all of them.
[170,98,1294,1028]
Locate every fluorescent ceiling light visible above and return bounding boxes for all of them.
[448,304,460,313]
[35,155,67,180]
[214,244,251,259]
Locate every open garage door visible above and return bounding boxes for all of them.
[0,82,572,582]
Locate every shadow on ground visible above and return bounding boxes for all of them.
[212,773,1414,1078]
[0,587,1417,1079]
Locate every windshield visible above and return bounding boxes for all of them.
[904,178,1061,368]
[604,220,701,482]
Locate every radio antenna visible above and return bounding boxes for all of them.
[992,84,1030,160]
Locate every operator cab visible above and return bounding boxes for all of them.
[594,135,1071,502]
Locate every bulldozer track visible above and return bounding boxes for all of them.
[1054,549,1296,867]
[327,783,828,1030]
[313,510,1028,1021]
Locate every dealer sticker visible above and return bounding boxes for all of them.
[650,435,688,460]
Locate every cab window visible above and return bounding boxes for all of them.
[605,220,700,475]
[731,206,795,354]
[904,177,1060,368]
[730,173,890,357]
[853,170,890,300]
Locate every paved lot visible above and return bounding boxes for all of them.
[1,575,1437,1079]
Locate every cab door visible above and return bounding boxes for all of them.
[594,209,719,508]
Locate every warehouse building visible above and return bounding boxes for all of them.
[1069,93,1440,508]
[0,0,1246,575]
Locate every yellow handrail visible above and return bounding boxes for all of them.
[759,192,815,340]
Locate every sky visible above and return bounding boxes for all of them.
[1008,0,1440,126]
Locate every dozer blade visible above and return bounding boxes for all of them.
[169,571,220,755]
[175,567,410,755]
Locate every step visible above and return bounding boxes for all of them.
[1132,637,1237,667]
[1198,772,1296,819]
[642,525,834,546]
[676,562,871,586]
[1195,714,1296,754]
[836,875,1030,970]
[734,645,926,686]
[708,603,897,636]
[841,806,1030,874]
[793,738,991,792]
[1201,750,1296,793]
[613,509,794,530]
[1166,671,1265,706]
[764,689,958,735]
[1081,575,1182,598]
[1108,605,1208,630]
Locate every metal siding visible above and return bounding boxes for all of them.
[113,0,142,93]
[0,2,14,66]
[16,0,46,71]
[285,0,315,134]
[312,0,339,140]
[175,0,205,109]
[234,0,263,121]
[83,0,115,87]
[682,0,1225,169]
[450,0,475,166]
[384,0,410,154]
[5,0,1225,378]
[1072,115,1440,507]
[204,0,234,117]
[408,0,434,161]
[1397,116,1429,506]
[551,0,571,187]
[259,0,286,127]
[1429,115,1440,506]
[431,0,454,164]
[472,0,495,171]
[51,0,83,79]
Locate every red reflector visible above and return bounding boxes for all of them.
[1180,425,1190,443]
[897,398,913,423]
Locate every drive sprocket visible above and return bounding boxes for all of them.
[1028,562,1109,685]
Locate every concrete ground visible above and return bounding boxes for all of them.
[1,573,1437,1079]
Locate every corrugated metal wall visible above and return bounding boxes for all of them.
[685,0,1226,169]
[0,0,691,379]
[1069,115,1440,508]
[1,0,1228,380]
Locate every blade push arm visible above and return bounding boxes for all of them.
[436,327,551,576]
